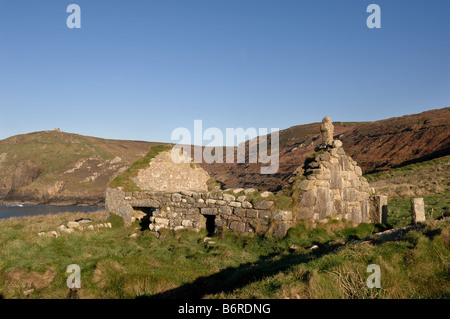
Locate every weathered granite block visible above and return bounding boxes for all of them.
[298,179,314,191]
[271,221,292,237]
[154,217,170,226]
[343,187,357,201]
[234,208,246,218]
[223,194,236,202]
[229,221,246,233]
[272,210,293,221]
[330,163,342,189]
[350,206,362,224]
[228,201,242,208]
[218,206,233,216]
[254,200,274,210]
[182,219,193,227]
[210,192,223,200]
[297,206,314,219]
[370,195,388,224]
[259,210,272,219]
[299,189,317,207]
[105,187,133,226]
[411,197,426,223]
[201,207,218,215]
[129,199,161,208]
[242,201,253,209]
[314,187,333,219]
[246,209,258,219]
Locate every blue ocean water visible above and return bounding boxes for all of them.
[0,204,103,220]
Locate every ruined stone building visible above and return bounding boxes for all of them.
[106,117,388,237]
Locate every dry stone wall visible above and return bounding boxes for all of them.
[106,187,294,237]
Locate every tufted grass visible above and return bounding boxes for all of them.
[0,207,448,299]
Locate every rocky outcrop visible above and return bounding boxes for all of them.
[11,160,44,189]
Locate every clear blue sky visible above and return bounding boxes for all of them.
[1,0,449,144]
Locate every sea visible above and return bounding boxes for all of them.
[0,204,103,220]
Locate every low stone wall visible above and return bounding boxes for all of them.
[106,187,295,237]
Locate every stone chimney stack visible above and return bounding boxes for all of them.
[320,116,334,147]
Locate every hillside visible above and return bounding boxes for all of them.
[364,155,450,227]
[0,130,157,205]
[201,107,450,191]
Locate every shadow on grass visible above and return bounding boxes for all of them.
[137,240,344,299]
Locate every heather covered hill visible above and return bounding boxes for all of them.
[201,107,450,191]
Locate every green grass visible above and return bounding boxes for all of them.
[206,178,224,191]
[305,149,326,160]
[109,144,173,191]
[387,193,450,228]
[339,121,367,126]
[0,132,116,178]
[364,154,450,228]
[365,155,450,184]
[0,208,448,299]
[247,191,294,211]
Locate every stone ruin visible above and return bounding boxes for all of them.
[295,116,387,224]
[105,117,388,237]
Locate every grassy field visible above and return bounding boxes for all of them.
[365,155,450,228]
[0,209,448,299]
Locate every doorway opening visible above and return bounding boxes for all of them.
[204,215,216,236]
[133,207,158,231]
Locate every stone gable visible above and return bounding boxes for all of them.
[296,139,374,223]
[132,150,211,192]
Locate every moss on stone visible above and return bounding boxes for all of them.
[108,144,173,192]
[245,191,295,211]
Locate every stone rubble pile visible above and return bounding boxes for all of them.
[38,219,112,238]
